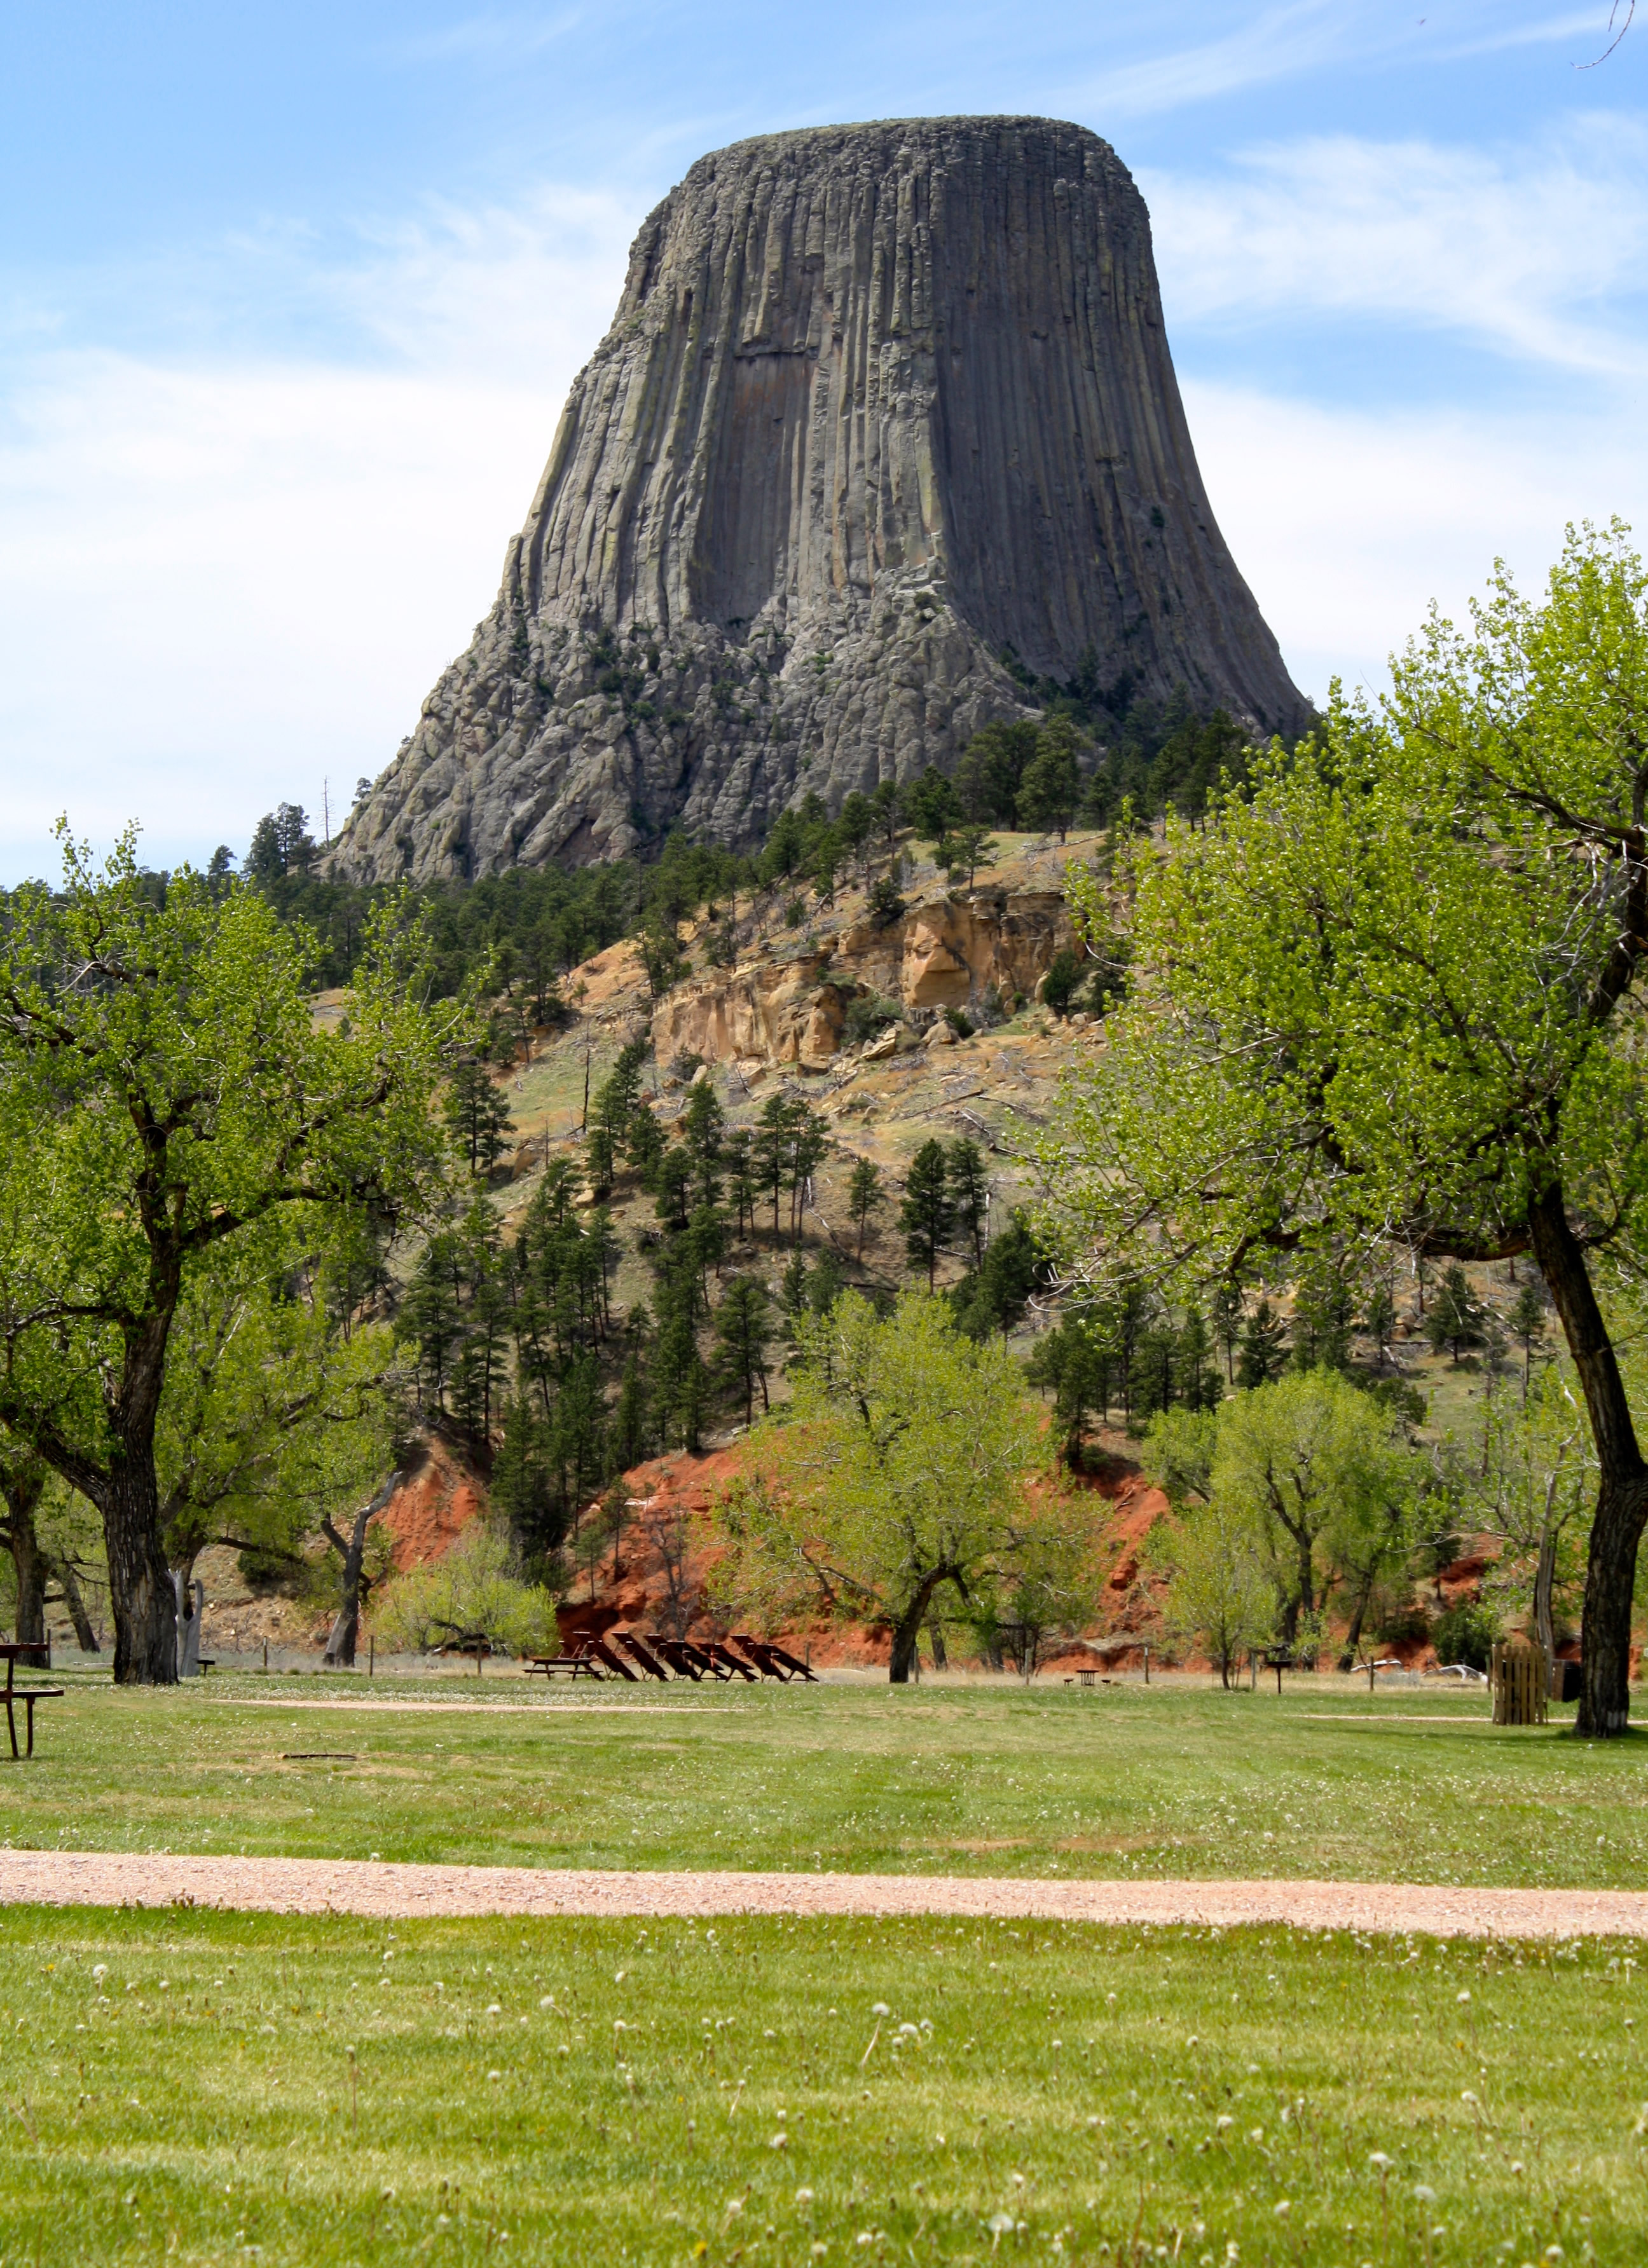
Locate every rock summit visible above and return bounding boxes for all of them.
[338,115,1308,882]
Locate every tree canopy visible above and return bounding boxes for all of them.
[0,830,457,1679]
[1038,523,1648,1733]
[711,1292,1055,1681]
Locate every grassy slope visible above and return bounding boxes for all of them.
[1,1903,1642,2265]
[6,1679,1648,1890]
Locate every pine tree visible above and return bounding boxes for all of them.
[848,1156,885,1259]
[946,1138,989,1267]
[1363,1282,1397,1373]
[713,1275,773,1424]
[443,1055,514,1177]
[950,1213,1043,1339]
[1425,1264,1487,1365]
[1236,1298,1289,1388]
[1211,1281,1244,1384]
[1172,1307,1222,1411]
[900,1139,954,1290]
[1509,1280,1548,1399]
[1291,1270,1355,1372]
[1025,1313,1109,1463]
[1015,718,1083,841]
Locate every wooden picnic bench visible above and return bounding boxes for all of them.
[612,1632,671,1681]
[3,1642,63,1760]
[703,1641,759,1682]
[730,1634,818,1683]
[524,1651,605,1681]
[648,1636,707,1681]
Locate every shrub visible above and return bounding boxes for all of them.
[1432,1598,1499,1670]
[1374,1604,1432,1646]
[842,992,902,1047]
[943,1006,974,1038]
[867,875,906,927]
[1041,946,1083,1018]
[371,1526,558,1658]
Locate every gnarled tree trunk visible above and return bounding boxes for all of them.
[1528,1185,1648,1737]
[102,1455,180,1685]
[53,1559,100,1653]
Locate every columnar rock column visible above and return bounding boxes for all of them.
[338,116,1308,882]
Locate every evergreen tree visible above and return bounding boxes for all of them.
[848,1156,885,1259]
[900,1138,954,1290]
[1015,718,1083,840]
[724,1127,757,1239]
[1509,1280,1548,1399]
[946,1137,990,1267]
[624,1102,666,1188]
[1172,1306,1223,1411]
[443,1055,514,1178]
[1236,1297,1289,1388]
[1291,1269,1356,1372]
[903,765,963,844]
[1025,1313,1109,1463]
[609,1348,650,1473]
[1363,1281,1397,1374]
[714,1274,773,1424]
[1425,1264,1487,1363]
[1211,1281,1245,1384]
[950,1213,1043,1339]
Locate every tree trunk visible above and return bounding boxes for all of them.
[323,1473,401,1669]
[927,1617,949,1671]
[889,1571,944,1683]
[6,1510,46,1644]
[1533,1526,1558,1694]
[1527,1182,1648,1737]
[1336,1561,1380,1673]
[1,1458,49,1644]
[53,1559,100,1653]
[103,1457,179,1684]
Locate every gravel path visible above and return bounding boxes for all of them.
[1,1850,1643,1938]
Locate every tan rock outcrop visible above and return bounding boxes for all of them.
[335,116,1308,884]
[651,883,1075,1068]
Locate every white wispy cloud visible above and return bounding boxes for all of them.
[0,190,637,880]
[1146,118,1648,372]
[1186,379,1648,705]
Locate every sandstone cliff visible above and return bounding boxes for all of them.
[650,882,1076,1071]
[337,116,1308,884]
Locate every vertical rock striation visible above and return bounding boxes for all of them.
[338,116,1308,882]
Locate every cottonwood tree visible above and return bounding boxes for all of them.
[1144,1372,1417,1648]
[0,831,455,1681]
[711,1292,1050,1681]
[1155,1500,1277,1688]
[1040,526,1648,1735]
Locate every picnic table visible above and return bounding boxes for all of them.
[3,1642,63,1760]
[523,1651,605,1681]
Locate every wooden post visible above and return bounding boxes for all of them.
[369,1637,375,1680]
[1367,1658,1376,1695]
[1275,1657,1284,1697]
[262,1641,268,1674]
[1143,1645,1150,1686]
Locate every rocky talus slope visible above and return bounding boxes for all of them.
[336,115,1309,884]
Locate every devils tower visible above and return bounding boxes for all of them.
[338,116,1308,882]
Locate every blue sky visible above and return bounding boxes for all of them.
[2,1,1645,878]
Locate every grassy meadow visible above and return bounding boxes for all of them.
[3,1672,1646,1890]
[2,1901,1643,2265]
[5,1678,1647,2262]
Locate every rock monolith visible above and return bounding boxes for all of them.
[338,115,1308,881]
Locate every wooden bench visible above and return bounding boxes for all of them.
[730,1634,818,1683]
[524,1652,605,1681]
[3,1643,63,1760]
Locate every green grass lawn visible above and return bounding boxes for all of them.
[4,1674,1647,1890]
[1,1902,1642,2265]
